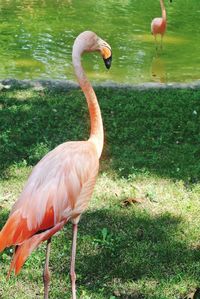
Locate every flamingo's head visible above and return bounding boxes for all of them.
[98,38,112,69]
[74,31,112,69]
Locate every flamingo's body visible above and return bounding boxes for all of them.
[0,31,112,299]
[151,0,172,47]
[151,16,166,37]
[1,141,99,273]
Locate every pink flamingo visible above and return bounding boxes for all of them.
[0,31,112,299]
[151,0,172,48]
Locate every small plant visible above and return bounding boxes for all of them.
[93,227,116,254]
[145,190,157,202]
[80,290,92,299]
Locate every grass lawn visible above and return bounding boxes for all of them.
[0,86,200,299]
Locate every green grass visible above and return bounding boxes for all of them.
[0,87,200,298]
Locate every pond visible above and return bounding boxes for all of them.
[0,0,199,84]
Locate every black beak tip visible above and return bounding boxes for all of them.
[103,56,112,69]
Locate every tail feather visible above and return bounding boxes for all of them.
[0,211,35,252]
[0,208,55,253]
[0,211,20,252]
[9,220,66,276]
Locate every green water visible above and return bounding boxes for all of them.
[0,0,199,84]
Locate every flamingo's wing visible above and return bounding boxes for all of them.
[0,140,99,252]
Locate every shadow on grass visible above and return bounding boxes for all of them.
[0,89,88,178]
[99,88,200,184]
[51,208,200,299]
[1,88,200,183]
[0,206,199,298]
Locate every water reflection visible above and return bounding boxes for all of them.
[151,56,166,83]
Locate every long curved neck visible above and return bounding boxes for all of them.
[160,0,166,21]
[72,40,103,158]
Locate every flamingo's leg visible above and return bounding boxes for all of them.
[43,237,51,299]
[161,35,164,50]
[154,34,158,52]
[70,223,78,299]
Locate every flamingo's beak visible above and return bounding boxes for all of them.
[100,44,112,69]
[103,55,112,69]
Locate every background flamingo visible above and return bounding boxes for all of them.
[0,31,112,299]
[151,0,172,48]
